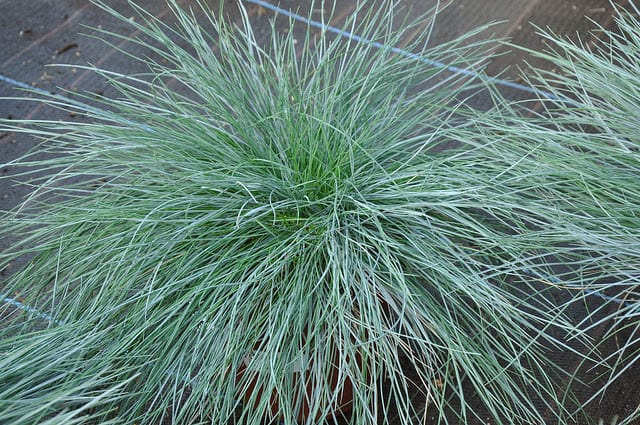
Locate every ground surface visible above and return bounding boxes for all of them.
[0,0,638,424]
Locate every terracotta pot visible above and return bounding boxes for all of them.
[236,343,357,422]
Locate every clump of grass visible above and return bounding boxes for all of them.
[0,1,612,424]
[481,2,640,422]
[524,2,640,266]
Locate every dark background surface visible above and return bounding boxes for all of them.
[1,1,638,423]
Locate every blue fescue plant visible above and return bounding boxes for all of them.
[0,1,617,424]
[506,2,640,423]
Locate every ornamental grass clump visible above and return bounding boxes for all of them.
[501,3,640,422]
[518,2,640,272]
[0,1,609,424]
